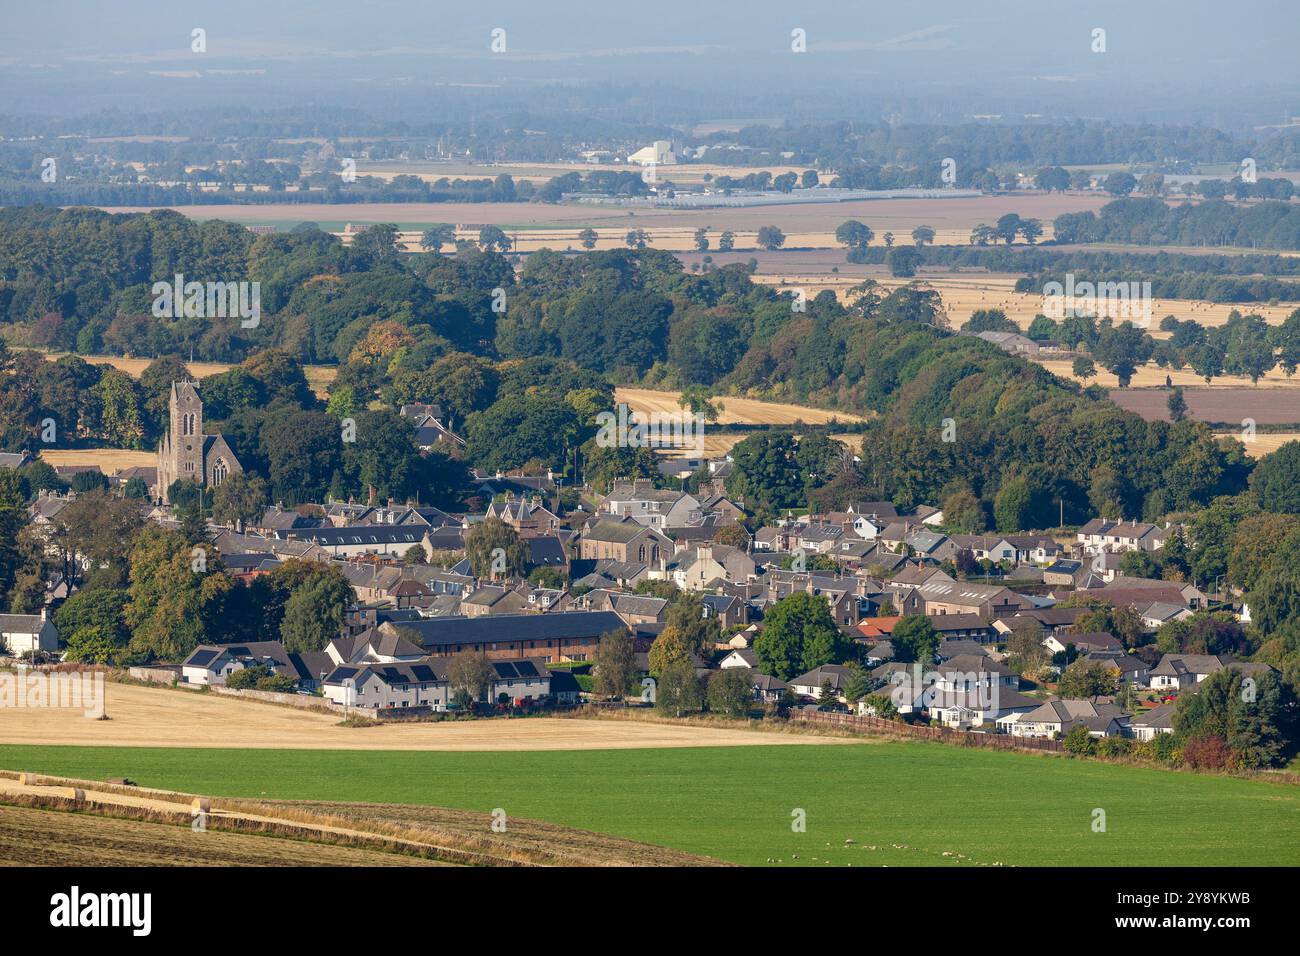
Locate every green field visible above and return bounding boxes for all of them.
[2,742,1297,866]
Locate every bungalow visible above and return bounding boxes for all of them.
[181,641,331,690]
[789,664,856,701]
[1147,653,1243,691]
[1041,630,1124,656]
[719,648,758,670]
[751,673,791,703]
[0,610,59,657]
[1042,559,1083,586]
[1087,652,1149,686]
[1007,698,1129,738]
[1130,700,1178,741]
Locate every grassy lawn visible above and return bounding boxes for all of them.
[2,742,1296,866]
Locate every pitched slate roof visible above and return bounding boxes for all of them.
[392,611,627,649]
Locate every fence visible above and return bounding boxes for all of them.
[790,710,1063,753]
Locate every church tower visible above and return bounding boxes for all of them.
[170,381,205,483]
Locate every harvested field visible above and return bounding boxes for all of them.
[1108,388,1300,425]
[0,772,718,866]
[614,387,867,426]
[30,351,337,397]
[39,448,156,473]
[0,680,850,752]
[751,272,1300,332]
[1213,431,1300,457]
[0,801,445,867]
[101,193,1107,252]
[358,159,809,188]
[1042,359,1300,390]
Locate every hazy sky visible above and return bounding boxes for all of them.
[1,1,1296,128]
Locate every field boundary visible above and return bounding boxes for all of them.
[0,769,729,866]
[790,710,1064,752]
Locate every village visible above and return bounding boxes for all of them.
[1,392,1272,758]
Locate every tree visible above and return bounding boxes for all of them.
[593,629,636,698]
[1167,387,1188,423]
[756,226,786,251]
[1093,321,1152,388]
[940,484,986,534]
[994,213,1023,245]
[578,227,598,250]
[1071,356,1096,384]
[754,591,846,680]
[911,225,935,247]
[656,659,703,717]
[1102,172,1138,196]
[1249,441,1300,514]
[835,220,873,250]
[886,246,923,278]
[718,231,735,252]
[1005,623,1049,677]
[1035,166,1070,193]
[625,228,649,249]
[1061,724,1096,755]
[477,225,513,253]
[693,227,710,251]
[648,626,692,677]
[280,569,353,652]
[1057,659,1119,698]
[707,667,752,717]
[994,475,1043,533]
[419,224,457,252]
[210,472,269,528]
[0,469,27,600]
[464,516,528,579]
[664,591,719,654]
[54,588,128,649]
[64,624,121,664]
[843,662,872,704]
[1174,668,1292,768]
[448,650,496,703]
[125,527,233,661]
[963,309,1018,334]
[728,432,803,515]
[1017,218,1044,245]
[891,614,939,664]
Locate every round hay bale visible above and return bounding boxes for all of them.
[18,772,37,786]
[191,797,211,813]
[66,787,86,801]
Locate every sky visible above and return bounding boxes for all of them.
[1,1,1296,128]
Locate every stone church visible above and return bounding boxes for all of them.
[156,381,242,503]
